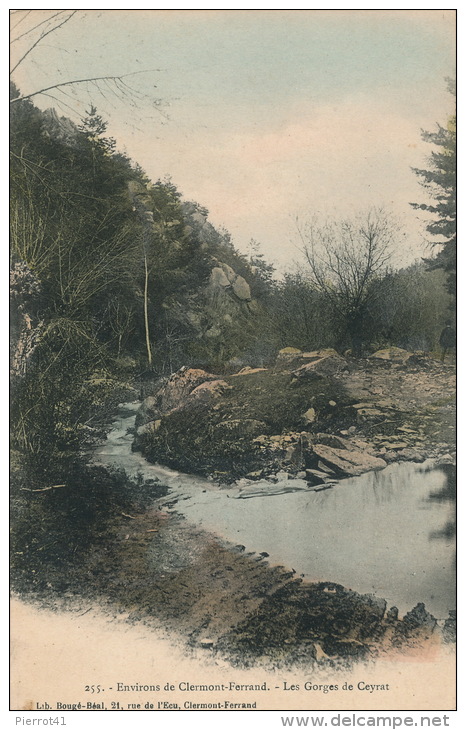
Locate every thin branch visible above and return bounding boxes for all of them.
[10,11,78,75]
[10,69,156,105]
[40,92,81,117]
[10,10,33,32]
[11,10,66,43]
[20,484,66,492]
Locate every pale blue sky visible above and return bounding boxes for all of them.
[11,9,456,270]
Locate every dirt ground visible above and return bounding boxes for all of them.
[12,499,455,673]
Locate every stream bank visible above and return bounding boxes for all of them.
[92,402,456,621]
[10,488,455,671]
[10,348,456,671]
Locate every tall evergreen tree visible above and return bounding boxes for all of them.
[411,80,456,298]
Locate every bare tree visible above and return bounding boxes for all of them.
[9,10,164,117]
[296,209,397,355]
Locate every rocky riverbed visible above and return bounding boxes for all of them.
[11,347,456,671]
[134,347,456,487]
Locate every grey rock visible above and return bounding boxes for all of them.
[219,262,236,283]
[437,453,454,465]
[315,433,349,450]
[158,368,218,413]
[303,407,316,424]
[312,444,387,477]
[276,347,302,366]
[305,469,332,486]
[232,275,252,301]
[187,379,230,406]
[210,266,231,288]
[317,460,336,474]
[136,419,161,436]
[232,366,268,376]
[397,447,426,463]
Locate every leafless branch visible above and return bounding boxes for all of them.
[10,10,78,75]
[10,10,33,32]
[10,70,155,105]
[296,208,397,317]
[11,10,67,43]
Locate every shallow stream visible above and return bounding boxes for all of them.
[93,403,456,618]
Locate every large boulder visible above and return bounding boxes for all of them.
[311,444,387,477]
[186,379,231,406]
[305,468,335,486]
[219,262,236,282]
[156,368,218,412]
[231,274,252,301]
[43,108,79,145]
[209,261,252,302]
[135,368,218,426]
[210,266,231,288]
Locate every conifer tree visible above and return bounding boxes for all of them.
[411,80,456,298]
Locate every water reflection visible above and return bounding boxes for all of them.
[431,521,456,541]
[95,408,456,619]
[175,461,456,617]
[426,463,456,502]
[425,464,456,542]
[369,468,398,504]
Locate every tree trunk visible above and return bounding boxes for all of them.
[143,252,152,366]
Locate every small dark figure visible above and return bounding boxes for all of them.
[439,320,456,362]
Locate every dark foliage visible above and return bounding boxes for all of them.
[411,81,456,299]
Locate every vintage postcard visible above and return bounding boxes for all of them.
[10,8,456,717]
